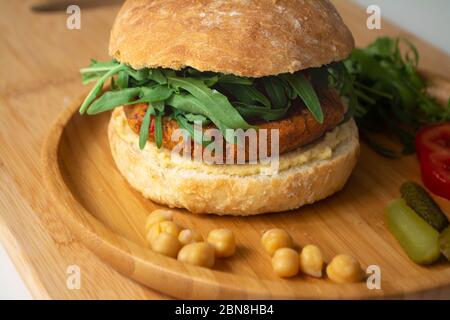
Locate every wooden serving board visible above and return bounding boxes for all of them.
[42,93,450,299]
[1,0,450,299]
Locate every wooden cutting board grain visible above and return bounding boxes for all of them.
[0,0,449,299]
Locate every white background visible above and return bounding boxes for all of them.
[354,0,450,54]
[1,0,449,300]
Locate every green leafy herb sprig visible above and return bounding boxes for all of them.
[340,37,450,157]
[79,60,326,149]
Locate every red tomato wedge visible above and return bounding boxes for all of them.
[416,122,450,156]
[416,123,450,200]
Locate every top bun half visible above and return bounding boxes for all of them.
[109,0,354,77]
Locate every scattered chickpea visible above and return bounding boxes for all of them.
[326,254,364,283]
[299,245,324,278]
[271,248,299,278]
[261,228,293,256]
[177,242,215,268]
[150,232,182,258]
[178,229,203,246]
[207,228,236,258]
[145,209,174,232]
[147,220,180,244]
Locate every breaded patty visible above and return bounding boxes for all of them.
[124,88,345,161]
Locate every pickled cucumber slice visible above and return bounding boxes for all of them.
[400,182,449,232]
[439,227,450,261]
[386,199,441,265]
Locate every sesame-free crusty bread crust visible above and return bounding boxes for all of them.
[109,0,354,77]
[108,108,360,215]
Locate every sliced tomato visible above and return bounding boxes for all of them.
[416,122,450,157]
[416,122,450,200]
[420,152,450,200]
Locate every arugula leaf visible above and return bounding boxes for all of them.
[138,102,165,149]
[174,113,212,147]
[166,93,205,113]
[166,94,228,133]
[79,63,127,114]
[234,102,290,121]
[86,87,140,115]
[154,113,163,148]
[125,67,149,81]
[151,100,165,113]
[335,37,450,157]
[87,85,172,115]
[139,105,155,150]
[281,73,323,123]
[80,59,120,84]
[184,113,210,124]
[203,76,219,87]
[116,71,129,89]
[148,69,167,84]
[126,86,173,105]
[82,73,104,85]
[219,83,271,108]
[261,77,288,108]
[218,75,253,85]
[166,76,253,130]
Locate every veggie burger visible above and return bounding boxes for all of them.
[80,0,360,215]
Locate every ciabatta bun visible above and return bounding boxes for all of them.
[108,108,359,215]
[109,0,354,77]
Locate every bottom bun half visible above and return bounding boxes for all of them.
[108,107,360,216]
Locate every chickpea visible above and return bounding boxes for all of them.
[271,248,299,278]
[177,242,215,268]
[150,233,181,258]
[261,228,293,256]
[147,220,180,244]
[299,245,324,278]
[207,228,236,258]
[178,229,203,246]
[326,254,364,283]
[145,209,174,232]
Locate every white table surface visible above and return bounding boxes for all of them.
[1,0,449,300]
[0,243,32,300]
